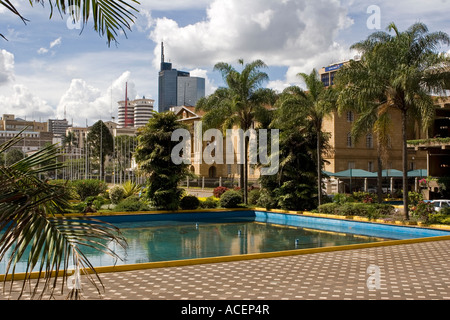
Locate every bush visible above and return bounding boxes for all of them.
[114,196,149,212]
[180,195,200,210]
[256,189,278,210]
[332,193,353,204]
[317,202,394,219]
[109,185,125,205]
[219,190,243,208]
[317,203,340,214]
[122,180,140,198]
[410,201,435,223]
[200,196,219,209]
[248,189,261,206]
[72,179,107,201]
[48,180,79,200]
[408,191,424,206]
[213,186,229,198]
[352,191,376,203]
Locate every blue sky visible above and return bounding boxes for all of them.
[0,0,449,127]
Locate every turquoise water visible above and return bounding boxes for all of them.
[3,209,449,275]
[0,218,389,274]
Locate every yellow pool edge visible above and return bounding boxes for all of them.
[2,208,450,281]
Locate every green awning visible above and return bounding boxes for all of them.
[332,169,378,178]
[408,169,427,177]
[382,169,404,177]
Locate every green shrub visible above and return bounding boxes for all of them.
[318,202,394,219]
[220,190,243,208]
[109,185,125,205]
[200,196,219,209]
[180,195,200,210]
[317,203,340,214]
[48,180,79,200]
[332,193,353,204]
[114,196,149,212]
[122,180,140,198]
[256,189,278,210]
[408,191,424,206]
[72,179,107,201]
[248,189,261,206]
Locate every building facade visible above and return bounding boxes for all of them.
[48,119,69,139]
[158,43,205,113]
[118,98,155,128]
[318,61,428,193]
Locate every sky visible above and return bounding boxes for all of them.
[0,0,449,127]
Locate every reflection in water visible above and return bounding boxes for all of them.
[1,221,387,274]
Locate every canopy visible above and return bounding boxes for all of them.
[408,169,427,177]
[381,169,404,177]
[331,169,378,178]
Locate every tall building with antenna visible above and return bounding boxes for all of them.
[118,83,155,129]
[158,42,205,113]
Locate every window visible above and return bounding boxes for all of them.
[347,132,353,148]
[321,73,330,87]
[347,111,354,122]
[227,164,232,175]
[368,161,374,172]
[348,162,356,170]
[366,134,374,149]
[410,162,416,171]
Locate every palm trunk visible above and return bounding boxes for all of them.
[401,108,409,220]
[317,130,322,207]
[243,138,249,204]
[377,142,383,204]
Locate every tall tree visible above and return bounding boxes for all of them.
[0,0,140,45]
[134,112,190,210]
[335,22,450,219]
[196,59,276,204]
[275,69,336,206]
[86,120,114,180]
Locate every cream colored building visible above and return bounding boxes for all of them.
[319,62,428,174]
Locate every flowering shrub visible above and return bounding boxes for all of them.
[213,186,229,198]
[419,178,428,188]
[410,201,435,223]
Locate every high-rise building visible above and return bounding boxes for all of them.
[158,42,205,113]
[118,97,154,128]
[48,119,69,138]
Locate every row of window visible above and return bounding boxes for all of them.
[347,133,376,148]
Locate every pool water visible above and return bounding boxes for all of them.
[0,218,388,274]
[110,220,388,265]
[2,210,449,274]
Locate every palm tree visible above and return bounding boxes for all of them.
[335,22,450,219]
[196,59,276,204]
[0,0,139,45]
[275,69,335,206]
[0,134,126,299]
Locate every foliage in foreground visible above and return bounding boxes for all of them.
[0,135,126,299]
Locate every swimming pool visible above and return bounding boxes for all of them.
[1,210,450,274]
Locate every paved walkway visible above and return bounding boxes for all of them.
[2,239,450,301]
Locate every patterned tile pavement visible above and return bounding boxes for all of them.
[1,240,450,301]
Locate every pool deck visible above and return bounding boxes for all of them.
[2,238,450,301]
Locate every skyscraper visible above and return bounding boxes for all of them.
[158,43,205,113]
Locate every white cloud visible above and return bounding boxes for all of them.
[149,0,354,72]
[0,49,15,85]
[0,84,55,120]
[57,72,138,126]
[49,37,62,48]
[37,37,62,54]
[37,47,49,55]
